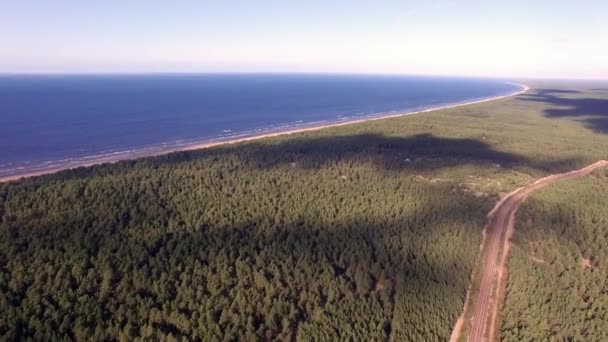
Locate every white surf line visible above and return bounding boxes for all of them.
[173,83,530,152]
[0,82,530,183]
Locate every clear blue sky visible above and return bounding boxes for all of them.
[1,1,606,79]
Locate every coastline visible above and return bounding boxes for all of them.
[0,83,529,183]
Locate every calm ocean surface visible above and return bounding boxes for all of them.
[0,74,521,178]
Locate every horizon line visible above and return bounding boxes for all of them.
[0,71,607,82]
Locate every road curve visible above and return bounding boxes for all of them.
[466,160,608,342]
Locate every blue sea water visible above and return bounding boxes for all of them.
[0,74,521,178]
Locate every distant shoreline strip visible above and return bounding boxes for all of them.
[0,83,529,183]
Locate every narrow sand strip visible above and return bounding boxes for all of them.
[0,83,529,183]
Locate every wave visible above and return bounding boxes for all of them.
[0,82,525,180]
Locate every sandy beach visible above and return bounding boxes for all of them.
[0,83,529,183]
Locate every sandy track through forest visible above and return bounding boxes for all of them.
[453,160,608,342]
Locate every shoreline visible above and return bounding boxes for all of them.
[0,83,529,183]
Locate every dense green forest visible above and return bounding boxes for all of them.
[501,169,608,341]
[1,86,608,340]
[0,135,492,341]
[0,132,496,340]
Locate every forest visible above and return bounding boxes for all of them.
[0,133,492,341]
[501,169,608,341]
[1,85,608,340]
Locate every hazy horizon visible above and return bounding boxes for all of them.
[0,72,607,83]
[1,1,607,79]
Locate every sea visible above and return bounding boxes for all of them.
[0,74,522,179]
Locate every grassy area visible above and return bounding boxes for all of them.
[1,82,607,340]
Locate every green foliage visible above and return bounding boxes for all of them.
[0,134,489,340]
[501,169,608,341]
[1,85,608,340]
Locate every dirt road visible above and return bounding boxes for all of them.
[462,160,608,342]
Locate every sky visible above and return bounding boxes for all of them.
[1,1,607,79]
